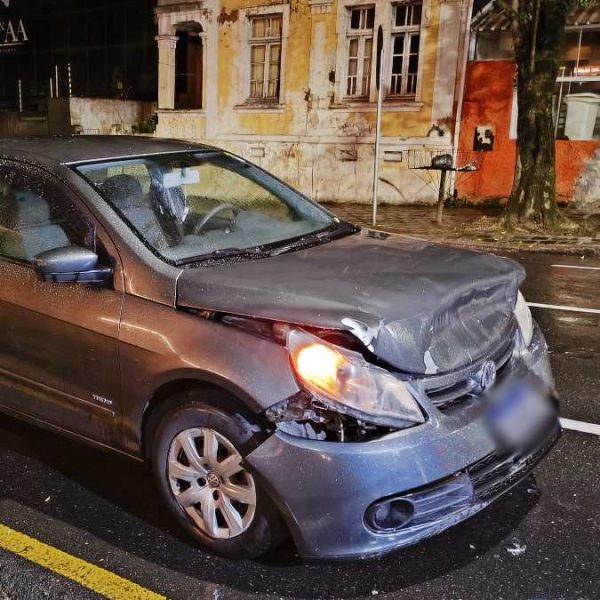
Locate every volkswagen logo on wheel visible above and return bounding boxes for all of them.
[207,472,220,488]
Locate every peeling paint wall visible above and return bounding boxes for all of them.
[155,0,468,204]
[69,98,155,134]
[574,148,600,210]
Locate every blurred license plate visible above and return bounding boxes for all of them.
[485,379,556,451]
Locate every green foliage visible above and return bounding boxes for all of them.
[133,117,156,134]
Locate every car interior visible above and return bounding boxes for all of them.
[0,186,72,263]
[101,174,173,251]
[92,159,323,263]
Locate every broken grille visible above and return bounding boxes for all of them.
[424,335,515,412]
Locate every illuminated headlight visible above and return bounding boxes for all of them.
[287,329,424,429]
[514,291,533,347]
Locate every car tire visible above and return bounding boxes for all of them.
[151,391,286,559]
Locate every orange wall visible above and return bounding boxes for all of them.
[456,61,600,202]
[457,61,516,201]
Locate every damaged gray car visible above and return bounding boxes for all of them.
[0,137,559,560]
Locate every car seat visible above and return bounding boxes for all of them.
[102,174,170,251]
[0,189,70,262]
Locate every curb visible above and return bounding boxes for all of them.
[361,226,600,257]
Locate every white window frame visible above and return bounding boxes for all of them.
[334,0,429,108]
[248,14,283,101]
[237,4,290,109]
[344,5,375,99]
[388,1,423,98]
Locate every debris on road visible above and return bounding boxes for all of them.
[507,542,527,556]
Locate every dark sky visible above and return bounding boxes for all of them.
[474,0,491,15]
[0,0,158,106]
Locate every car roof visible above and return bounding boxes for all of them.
[0,135,212,166]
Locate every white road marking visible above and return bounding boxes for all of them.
[527,302,600,315]
[551,264,600,271]
[560,418,600,436]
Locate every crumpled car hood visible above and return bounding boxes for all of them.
[177,231,525,375]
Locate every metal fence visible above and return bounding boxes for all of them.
[0,112,48,138]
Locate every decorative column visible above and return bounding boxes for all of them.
[155,34,178,110]
[431,0,463,125]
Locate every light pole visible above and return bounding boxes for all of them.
[372,26,385,226]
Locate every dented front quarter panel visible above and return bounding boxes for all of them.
[118,293,301,455]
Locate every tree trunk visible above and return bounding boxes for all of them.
[506,0,571,227]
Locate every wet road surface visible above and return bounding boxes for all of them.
[1,250,599,600]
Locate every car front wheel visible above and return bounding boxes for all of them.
[151,393,285,558]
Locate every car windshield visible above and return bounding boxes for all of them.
[75,151,335,264]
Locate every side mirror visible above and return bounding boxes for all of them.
[33,246,113,284]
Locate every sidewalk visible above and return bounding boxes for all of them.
[322,203,600,256]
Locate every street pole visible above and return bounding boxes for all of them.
[436,169,448,225]
[17,79,22,113]
[372,33,385,226]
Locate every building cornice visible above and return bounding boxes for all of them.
[309,0,333,15]
[155,2,205,16]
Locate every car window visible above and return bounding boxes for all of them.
[0,168,94,264]
[84,161,152,196]
[167,158,294,222]
[76,151,334,264]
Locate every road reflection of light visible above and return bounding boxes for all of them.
[556,315,583,324]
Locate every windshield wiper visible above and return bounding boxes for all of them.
[178,222,358,265]
[269,222,358,256]
[177,246,269,265]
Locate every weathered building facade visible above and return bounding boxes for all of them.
[155,0,473,204]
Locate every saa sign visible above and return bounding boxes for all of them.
[0,18,27,48]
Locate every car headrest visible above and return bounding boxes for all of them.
[13,191,52,228]
[102,174,145,211]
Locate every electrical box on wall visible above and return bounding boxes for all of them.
[474,125,495,151]
[335,144,358,162]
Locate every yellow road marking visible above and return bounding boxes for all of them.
[0,523,166,600]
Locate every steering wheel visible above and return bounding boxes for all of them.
[194,203,241,235]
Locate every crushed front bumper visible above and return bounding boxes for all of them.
[246,323,559,560]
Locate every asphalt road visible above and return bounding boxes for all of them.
[0,250,599,600]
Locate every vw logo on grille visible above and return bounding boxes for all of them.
[478,360,497,392]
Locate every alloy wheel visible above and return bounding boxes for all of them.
[167,427,257,539]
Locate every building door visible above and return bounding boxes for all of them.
[175,26,203,110]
